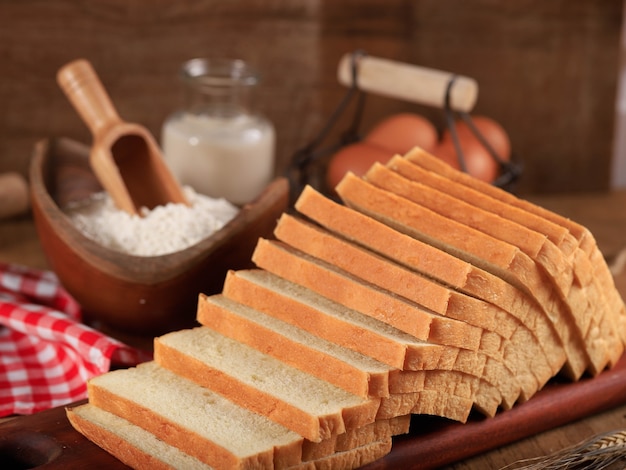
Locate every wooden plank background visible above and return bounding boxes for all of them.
[0,0,621,195]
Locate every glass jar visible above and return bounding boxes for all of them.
[161,58,275,205]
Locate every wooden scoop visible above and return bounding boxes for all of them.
[57,59,188,215]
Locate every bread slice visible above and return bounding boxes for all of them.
[386,368,501,417]
[335,172,589,379]
[302,415,410,461]
[222,268,447,371]
[67,403,396,470]
[252,238,483,351]
[404,147,626,360]
[408,369,483,418]
[293,185,566,380]
[196,293,393,398]
[87,361,303,469]
[372,159,617,374]
[412,390,475,423]
[386,348,483,393]
[333,415,408,451]
[154,327,381,442]
[67,403,213,470]
[376,387,474,423]
[295,439,392,470]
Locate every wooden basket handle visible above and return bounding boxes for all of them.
[337,53,479,113]
[57,59,122,139]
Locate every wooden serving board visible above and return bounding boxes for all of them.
[1,354,625,470]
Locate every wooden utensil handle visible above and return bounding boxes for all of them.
[337,53,479,113]
[0,172,29,219]
[57,59,122,138]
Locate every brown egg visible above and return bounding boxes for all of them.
[326,142,394,190]
[364,113,438,155]
[434,115,512,183]
[433,138,501,183]
[445,115,512,160]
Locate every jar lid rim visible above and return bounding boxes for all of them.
[180,58,259,87]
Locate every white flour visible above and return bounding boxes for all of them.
[65,186,239,256]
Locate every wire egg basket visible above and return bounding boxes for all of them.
[286,50,522,204]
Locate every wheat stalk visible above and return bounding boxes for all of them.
[501,429,626,470]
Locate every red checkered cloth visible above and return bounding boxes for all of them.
[0,262,152,417]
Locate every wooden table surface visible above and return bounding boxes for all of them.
[1,190,626,469]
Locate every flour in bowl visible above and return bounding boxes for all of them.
[65,186,239,256]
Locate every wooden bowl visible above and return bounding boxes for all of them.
[29,137,288,340]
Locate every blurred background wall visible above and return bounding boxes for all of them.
[0,0,622,195]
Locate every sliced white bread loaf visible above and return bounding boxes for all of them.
[335,172,589,379]
[66,403,396,470]
[68,142,626,470]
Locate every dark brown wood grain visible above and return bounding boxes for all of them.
[0,0,621,195]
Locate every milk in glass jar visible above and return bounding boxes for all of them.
[161,58,275,205]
